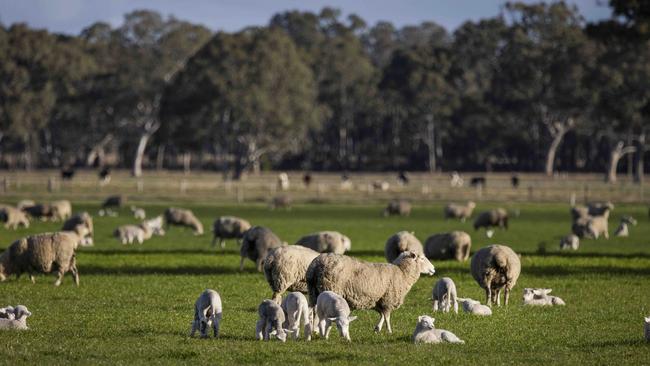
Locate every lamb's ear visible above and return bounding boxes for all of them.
[328,317,338,322]
[417,315,425,322]
[348,316,358,322]
[542,289,552,295]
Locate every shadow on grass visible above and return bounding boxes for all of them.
[83,248,234,256]
[439,265,650,276]
[78,264,249,276]
[520,251,650,260]
[585,339,646,347]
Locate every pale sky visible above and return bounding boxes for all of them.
[0,0,611,35]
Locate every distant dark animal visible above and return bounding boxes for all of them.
[99,167,111,183]
[469,177,486,187]
[398,171,409,185]
[22,204,53,221]
[303,173,312,187]
[511,175,519,188]
[102,195,123,210]
[61,167,75,181]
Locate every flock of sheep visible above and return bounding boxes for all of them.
[0,195,647,344]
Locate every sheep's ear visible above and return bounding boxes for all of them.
[348,316,357,322]
[542,289,552,295]
[417,315,425,322]
[328,317,338,322]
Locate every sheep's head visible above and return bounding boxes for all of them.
[645,317,650,324]
[395,252,435,276]
[328,315,357,341]
[622,216,637,226]
[468,201,476,208]
[198,310,212,338]
[523,288,552,301]
[13,305,31,320]
[342,236,351,252]
[417,315,435,330]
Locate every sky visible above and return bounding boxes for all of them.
[0,0,611,35]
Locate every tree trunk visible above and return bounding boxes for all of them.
[634,133,645,184]
[156,145,165,171]
[132,133,151,177]
[544,133,564,176]
[183,152,191,175]
[607,141,637,183]
[425,116,435,173]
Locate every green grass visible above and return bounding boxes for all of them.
[0,203,649,365]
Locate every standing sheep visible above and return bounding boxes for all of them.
[164,207,204,235]
[473,209,509,234]
[0,305,31,330]
[50,200,72,221]
[570,205,589,222]
[113,224,152,245]
[424,231,471,262]
[295,231,351,255]
[62,212,94,246]
[456,298,492,316]
[614,216,637,237]
[559,234,579,251]
[263,245,319,302]
[432,277,458,314]
[190,289,222,338]
[315,291,357,342]
[444,202,476,222]
[307,251,435,334]
[572,212,610,239]
[211,216,251,251]
[281,292,313,340]
[522,288,566,306]
[0,205,30,229]
[470,245,521,307]
[240,226,284,272]
[256,299,289,342]
[412,315,464,344]
[142,215,165,236]
[270,195,292,210]
[383,199,411,217]
[384,231,423,263]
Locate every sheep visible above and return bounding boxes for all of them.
[0,306,15,319]
[142,215,165,237]
[470,245,521,307]
[211,216,251,251]
[0,232,82,286]
[587,201,614,216]
[645,316,650,342]
[62,212,94,246]
[277,172,290,191]
[424,231,471,262]
[263,245,319,303]
[570,205,589,222]
[306,251,435,334]
[315,291,357,342]
[22,203,53,221]
[131,206,146,220]
[0,305,31,330]
[383,199,411,217]
[384,231,423,263]
[295,231,351,255]
[113,224,151,245]
[190,289,222,338]
[50,200,72,221]
[240,226,284,272]
[412,315,464,344]
[572,210,610,239]
[432,277,458,314]
[522,288,566,306]
[16,200,35,211]
[164,207,203,235]
[456,298,492,316]
[559,234,579,250]
[0,205,30,229]
[473,209,508,235]
[444,202,476,222]
[615,216,637,237]
[270,195,292,210]
[281,292,313,340]
[256,299,289,342]
[99,195,123,216]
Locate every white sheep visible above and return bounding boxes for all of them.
[130,206,146,220]
[295,231,351,255]
[0,305,31,330]
[190,289,222,338]
[256,299,289,342]
[263,245,319,303]
[315,291,357,342]
[143,215,165,236]
[522,288,566,306]
[0,306,15,319]
[432,277,458,314]
[113,224,150,245]
[277,172,290,191]
[456,298,492,316]
[559,234,579,250]
[412,315,464,344]
[281,292,313,340]
[470,245,521,307]
[614,216,637,237]
[240,226,284,272]
[424,231,471,262]
[444,202,476,222]
[645,316,650,342]
[384,231,424,263]
[211,216,251,251]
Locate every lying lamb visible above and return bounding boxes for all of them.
[456,298,492,316]
[190,289,222,338]
[256,299,289,342]
[0,306,15,319]
[614,216,637,237]
[432,277,458,314]
[131,206,146,220]
[316,291,357,342]
[522,288,566,306]
[282,292,313,340]
[0,305,32,330]
[412,315,464,344]
[559,234,579,251]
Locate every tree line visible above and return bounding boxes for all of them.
[0,1,648,182]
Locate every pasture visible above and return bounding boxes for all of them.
[0,202,649,365]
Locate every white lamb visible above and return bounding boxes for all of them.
[559,234,579,250]
[190,289,222,338]
[0,305,31,330]
[281,292,313,340]
[522,288,566,306]
[614,216,637,237]
[130,206,146,220]
[412,315,464,344]
[256,299,290,342]
[432,277,458,314]
[456,298,492,316]
[315,291,357,342]
[645,316,650,342]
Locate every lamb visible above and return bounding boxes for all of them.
[559,234,579,250]
[645,316,650,342]
[62,212,94,246]
[614,216,637,237]
[572,210,610,239]
[432,277,458,314]
[164,207,204,235]
[142,215,165,236]
[99,195,123,216]
[263,245,319,302]
[0,306,15,319]
[50,200,72,221]
[295,231,351,255]
[444,201,476,222]
[570,205,589,222]
[383,199,411,217]
[412,315,464,344]
[424,231,471,262]
[0,204,30,229]
[281,292,313,340]
[470,245,521,307]
[22,203,53,221]
[0,305,31,330]
[113,224,151,245]
[277,172,290,191]
[473,209,508,234]
[211,216,252,250]
[315,291,357,341]
[522,288,566,306]
[240,226,284,271]
[307,251,435,334]
[256,299,289,342]
[270,195,292,210]
[587,201,614,216]
[131,206,146,220]
[384,231,423,263]
[456,298,492,316]
[190,289,222,338]
[0,232,82,286]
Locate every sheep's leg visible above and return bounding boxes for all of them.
[384,312,392,334]
[504,288,510,306]
[70,256,80,286]
[496,289,502,307]
[256,258,263,272]
[213,315,220,338]
[190,321,197,337]
[318,319,327,338]
[29,273,36,284]
[239,257,245,271]
[264,322,273,341]
[54,270,64,287]
[432,299,439,312]
[255,320,264,340]
[211,235,217,247]
[453,299,459,314]
[374,313,385,333]
[324,319,332,339]
[220,239,226,252]
[272,292,282,304]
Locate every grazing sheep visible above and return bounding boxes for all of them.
[142,215,165,237]
[164,207,204,235]
[570,205,589,222]
[559,234,579,250]
[240,226,284,272]
[424,231,471,262]
[456,298,492,316]
[0,205,30,229]
[131,206,146,220]
[473,209,509,234]
[16,200,35,211]
[645,317,650,342]
[264,245,319,303]
[0,306,15,319]
[573,210,610,239]
[470,245,521,307]
[281,292,313,340]
[190,289,222,338]
[444,202,476,222]
[22,203,53,221]
[412,315,464,344]
[315,291,357,342]
[113,224,151,245]
[0,305,31,330]
[0,232,82,286]
[384,231,423,263]
[522,288,566,306]
[62,212,94,246]
[99,195,123,216]
[432,277,458,314]
[383,199,411,217]
[270,195,292,210]
[372,180,390,191]
[615,216,637,237]
[50,200,72,221]
[587,201,614,216]
[211,216,251,251]
[256,299,289,342]
[295,231,351,255]
[307,251,435,334]
[277,172,290,191]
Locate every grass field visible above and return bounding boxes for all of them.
[0,202,649,365]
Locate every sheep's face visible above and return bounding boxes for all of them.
[623,216,637,226]
[275,329,288,342]
[417,315,435,330]
[417,255,436,276]
[342,236,351,252]
[522,288,536,301]
[329,316,357,341]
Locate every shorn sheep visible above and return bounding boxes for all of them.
[256,299,289,342]
[432,277,458,314]
[240,226,284,272]
[190,289,222,338]
[307,251,435,334]
[470,245,521,307]
[211,216,252,251]
[456,298,492,316]
[444,201,476,222]
[559,234,579,251]
[424,231,471,262]
[522,288,566,306]
[164,207,204,235]
[412,315,464,344]
[384,231,423,263]
[0,205,30,229]
[473,209,508,237]
[614,216,637,237]
[383,199,411,217]
[295,231,351,255]
[281,292,313,340]
[263,245,319,303]
[315,291,357,342]
[0,305,32,330]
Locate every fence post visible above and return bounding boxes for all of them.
[1,178,7,193]
[236,186,244,203]
[48,177,55,193]
[180,179,187,195]
[137,180,144,193]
